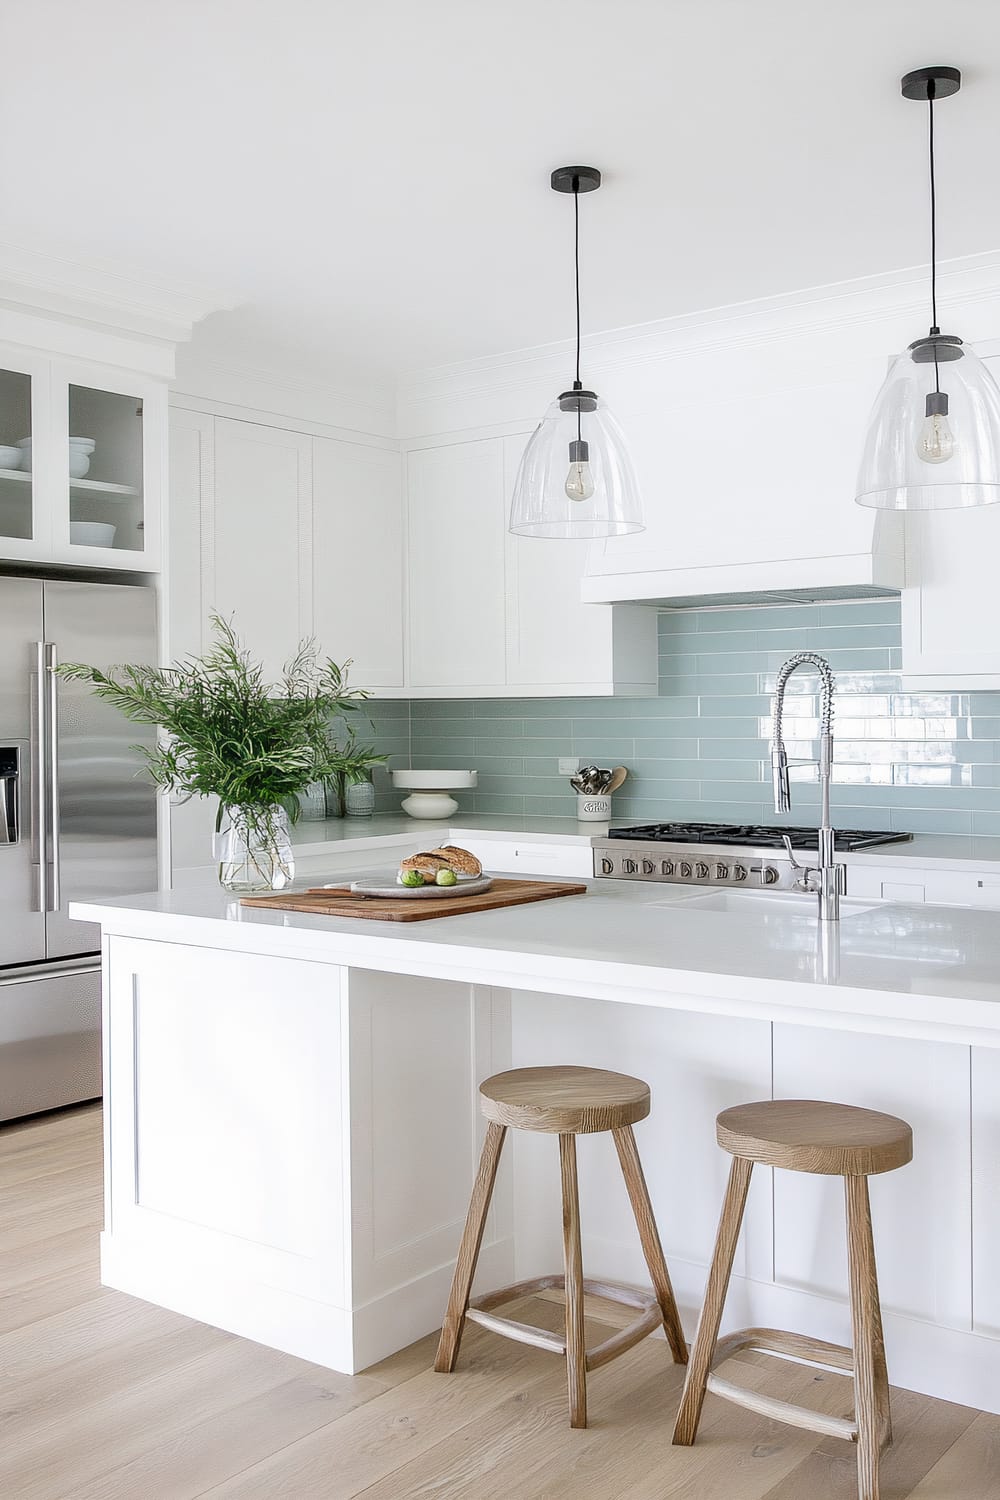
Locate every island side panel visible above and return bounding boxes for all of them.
[972,1047,1000,1339]
[769,1023,994,1413]
[345,971,513,1371]
[101,936,355,1370]
[507,991,774,1313]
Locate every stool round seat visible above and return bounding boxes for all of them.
[479,1065,650,1135]
[716,1098,913,1177]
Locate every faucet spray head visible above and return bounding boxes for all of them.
[771,747,791,813]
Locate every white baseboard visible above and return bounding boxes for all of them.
[101,1231,515,1377]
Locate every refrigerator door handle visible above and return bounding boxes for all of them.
[45,642,60,913]
[33,641,48,913]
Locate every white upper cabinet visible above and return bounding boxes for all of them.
[406,434,657,696]
[583,345,902,603]
[212,418,313,683]
[900,352,1000,688]
[0,348,164,572]
[313,438,404,690]
[168,409,405,694]
[406,440,507,690]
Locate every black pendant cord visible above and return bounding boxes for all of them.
[928,84,941,395]
[573,184,583,443]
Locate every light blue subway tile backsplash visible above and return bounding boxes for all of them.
[362,598,1000,833]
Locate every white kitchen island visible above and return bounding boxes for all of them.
[73,866,1000,1414]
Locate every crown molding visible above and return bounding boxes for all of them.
[172,352,397,440]
[0,240,230,345]
[397,249,1000,434]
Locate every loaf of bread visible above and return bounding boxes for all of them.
[426,845,482,876]
[398,845,482,883]
[399,851,453,884]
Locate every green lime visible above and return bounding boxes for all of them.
[435,868,458,887]
[400,869,423,888]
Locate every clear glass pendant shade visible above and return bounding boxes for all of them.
[509,393,644,538]
[855,337,1000,510]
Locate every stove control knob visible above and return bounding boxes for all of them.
[679,861,692,879]
[695,861,710,880]
[601,858,615,875]
[642,859,656,876]
[623,858,637,875]
[762,865,780,886]
[661,859,674,876]
[732,863,747,883]
[715,862,729,881]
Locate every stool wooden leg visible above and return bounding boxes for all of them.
[672,1155,753,1447]
[612,1124,688,1365]
[846,1173,891,1500]
[559,1132,587,1429]
[435,1121,507,1374]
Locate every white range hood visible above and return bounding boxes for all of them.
[581,513,904,609]
[580,360,906,608]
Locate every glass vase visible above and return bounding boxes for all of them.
[216,805,295,892]
[344,777,375,817]
[298,781,328,821]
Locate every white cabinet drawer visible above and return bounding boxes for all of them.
[456,838,593,880]
[923,871,1000,910]
[843,866,927,903]
[850,862,1000,909]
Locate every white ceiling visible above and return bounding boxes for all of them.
[5,0,1000,385]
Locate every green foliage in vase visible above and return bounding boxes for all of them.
[338,738,390,785]
[57,614,370,824]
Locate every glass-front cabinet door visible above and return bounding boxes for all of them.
[0,357,49,560]
[51,367,161,570]
[67,382,145,555]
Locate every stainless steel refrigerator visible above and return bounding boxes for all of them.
[0,577,157,1120]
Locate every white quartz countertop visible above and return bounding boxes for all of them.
[286,813,1000,870]
[73,872,1000,1048]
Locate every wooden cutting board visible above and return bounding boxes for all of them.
[240,877,587,922]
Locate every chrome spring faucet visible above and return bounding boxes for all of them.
[770,652,846,922]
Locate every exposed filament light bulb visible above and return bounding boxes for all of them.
[917,390,956,465]
[564,438,594,502]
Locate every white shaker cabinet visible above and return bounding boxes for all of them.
[406,439,508,690]
[900,350,1000,689]
[167,408,405,692]
[212,418,312,683]
[312,437,404,689]
[972,1046,1000,1336]
[405,434,657,695]
[772,1025,971,1331]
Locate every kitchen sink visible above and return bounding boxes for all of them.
[657,890,880,918]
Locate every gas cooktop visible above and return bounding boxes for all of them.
[594,822,911,891]
[604,823,911,852]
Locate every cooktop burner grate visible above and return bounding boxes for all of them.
[605,823,911,851]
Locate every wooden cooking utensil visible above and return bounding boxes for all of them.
[606,766,628,794]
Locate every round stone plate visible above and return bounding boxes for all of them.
[342,872,493,899]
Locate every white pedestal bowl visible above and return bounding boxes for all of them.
[392,769,477,819]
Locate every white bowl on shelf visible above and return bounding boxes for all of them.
[19,436,96,478]
[70,521,116,548]
[0,446,22,470]
[391,768,477,819]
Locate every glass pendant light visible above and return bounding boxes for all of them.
[856,67,1000,510]
[509,166,644,539]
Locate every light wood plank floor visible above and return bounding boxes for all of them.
[1,1103,996,1498]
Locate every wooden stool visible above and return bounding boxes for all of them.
[672,1098,913,1500]
[434,1065,688,1428]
